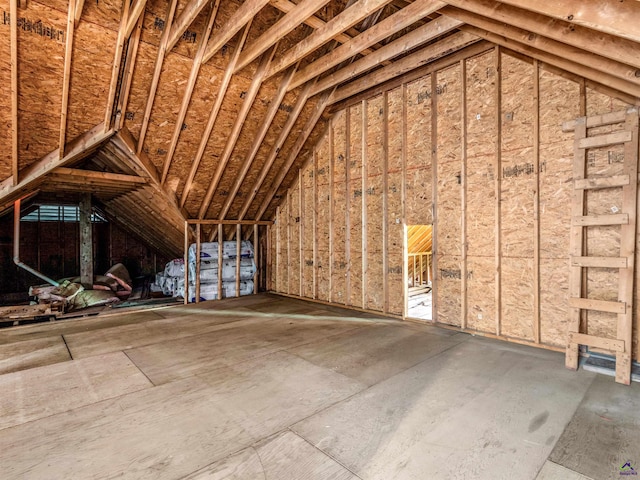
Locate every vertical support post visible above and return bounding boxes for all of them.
[401,84,408,319]
[10,0,19,185]
[460,59,468,330]
[382,91,389,314]
[195,223,201,303]
[275,208,280,293]
[532,59,541,343]
[266,224,272,292]
[236,224,241,297]
[431,72,439,322]
[329,120,335,302]
[345,108,352,306]
[218,224,223,300]
[494,46,502,336]
[79,193,93,289]
[184,220,189,304]
[361,99,368,309]
[254,224,259,294]
[286,192,291,295]
[313,149,318,299]
[298,169,304,297]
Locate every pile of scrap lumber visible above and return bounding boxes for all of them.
[29,263,133,312]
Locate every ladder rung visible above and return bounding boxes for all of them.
[568,332,625,352]
[562,110,628,132]
[578,131,632,149]
[574,175,630,190]
[569,297,626,314]
[571,256,628,268]
[572,214,629,226]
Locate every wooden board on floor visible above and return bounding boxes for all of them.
[184,430,356,479]
[549,374,640,479]
[0,351,151,430]
[0,336,70,375]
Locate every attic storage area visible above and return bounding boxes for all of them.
[0,0,640,479]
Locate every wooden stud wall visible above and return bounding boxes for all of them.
[271,45,640,358]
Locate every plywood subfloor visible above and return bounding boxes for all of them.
[0,293,633,479]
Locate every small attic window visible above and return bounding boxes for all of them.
[21,205,107,223]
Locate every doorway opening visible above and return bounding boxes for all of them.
[406,225,432,320]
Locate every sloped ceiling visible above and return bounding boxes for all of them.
[0,0,639,256]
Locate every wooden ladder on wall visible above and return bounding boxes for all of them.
[564,108,639,385]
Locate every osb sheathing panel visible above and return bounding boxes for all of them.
[436,254,461,327]
[500,54,534,152]
[365,95,384,312]
[540,258,570,348]
[465,255,495,333]
[276,204,288,293]
[436,159,461,257]
[316,136,330,302]
[466,52,497,159]
[387,88,404,315]
[348,103,363,308]
[332,111,347,305]
[466,154,495,254]
[501,257,535,341]
[405,75,432,226]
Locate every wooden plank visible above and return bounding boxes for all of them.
[289,1,451,92]
[186,220,273,226]
[496,0,640,44]
[161,2,219,185]
[10,0,18,184]
[441,0,640,70]
[266,225,272,291]
[574,175,630,190]
[218,66,297,221]
[218,224,223,299]
[577,131,633,149]
[329,121,334,302]
[0,337,71,376]
[136,0,179,153]
[124,0,148,39]
[460,59,468,330]
[494,47,501,337]
[563,110,627,132]
[430,73,438,324]
[313,20,466,99]
[236,225,241,297]
[254,224,259,294]
[401,85,408,318]
[51,168,146,185]
[361,100,368,310]
[117,13,145,130]
[202,0,271,63]
[184,220,190,304]
[74,0,85,27]
[572,214,629,226]
[567,332,624,353]
[299,170,304,297]
[440,6,640,91]
[254,88,331,221]
[286,193,291,295]
[79,193,93,288]
[167,0,209,51]
[180,23,251,208]
[571,256,628,269]
[195,223,201,303]
[313,149,318,300]
[345,108,351,306]
[267,0,397,78]
[569,297,626,315]
[104,0,131,131]
[329,32,479,105]
[382,92,389,313]
[532,59,540,344]
[616,108,639,385]
[236,0,332,73]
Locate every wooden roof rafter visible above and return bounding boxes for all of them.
[161,0,220,185]
[180,22,253,209]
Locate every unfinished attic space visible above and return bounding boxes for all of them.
[2,0,640,478]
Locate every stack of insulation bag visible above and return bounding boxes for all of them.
[154,259,185,297]
[186,240,256,302]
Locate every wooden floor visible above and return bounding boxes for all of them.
[0,294,637,479]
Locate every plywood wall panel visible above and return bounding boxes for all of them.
[405,75,432,226]
[540,258,570,348]
[436,254,461,327]
[348,104,363,308]
[465,51,497,159]
[316,136,330,302]
[388,88,404,315]
[539,71,580,146]
[501,257,535,341]
[436,158,462,257]
[466,155,495,254]
[466,255,495,333]
[302,164,314,299]
[500,54,534,152]
[332,111,347,304]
